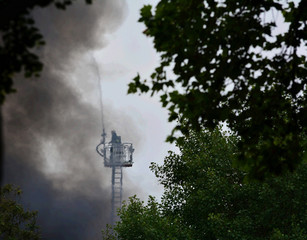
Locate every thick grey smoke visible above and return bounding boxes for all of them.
[2,1,140,239]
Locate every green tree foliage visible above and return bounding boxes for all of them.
[128,0,307,179]
[0,0,92,104]
[102,196,190,240]
[104,129,307,239]
[0,184,40,239]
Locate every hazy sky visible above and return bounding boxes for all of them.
[3,1,176,239]
[91,0,177,201]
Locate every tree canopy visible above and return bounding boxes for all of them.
[128,0,307,179]
[0,184,40,239]
[104,129,307,240]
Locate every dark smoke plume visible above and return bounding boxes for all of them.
[2,1,140,239]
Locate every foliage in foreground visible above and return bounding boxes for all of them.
[0,184,40,240]
[128,0,307,179]
[103,129,307,240]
